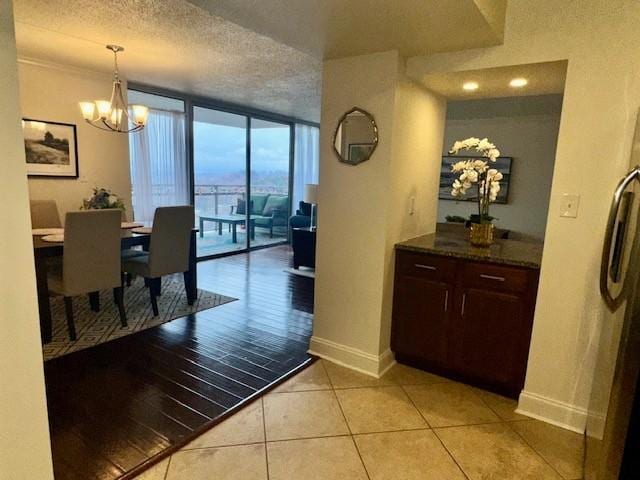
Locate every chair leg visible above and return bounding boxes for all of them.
[183,271,195,306]
[148,278,160,316]
[125,272,132,287]
[113,286,128,327]
[270,224,274,238]
[88,291,100,312]
[153,277,161,296]
[64,296,77,341]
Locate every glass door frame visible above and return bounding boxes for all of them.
[127,82,314,261]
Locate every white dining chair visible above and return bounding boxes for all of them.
[48,210,126,340]
[122,206,194,316]
[30,199,62,229]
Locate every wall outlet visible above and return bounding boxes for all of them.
[560,194,580,218]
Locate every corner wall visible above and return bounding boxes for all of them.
[19,61,133,219]
[407,0,640,432]
[311,51,446,375]
[0,0,54,477]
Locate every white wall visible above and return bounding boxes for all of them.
[380,78,446,352]
[408,0,640,432]
[0,0,54,477]
[439,95,562,241]
[312,50,446,374]
[19,61,133,220]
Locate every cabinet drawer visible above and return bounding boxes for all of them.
[462,262,530,294]
[396,251,456,283]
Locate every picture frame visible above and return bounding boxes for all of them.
[348,143,375,165]
[22,118,79,178]
[439,155,513,204]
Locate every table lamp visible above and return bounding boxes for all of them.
[304,184,318,230]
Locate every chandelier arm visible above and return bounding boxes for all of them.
[100,118,118,131]
[84,119,117,132]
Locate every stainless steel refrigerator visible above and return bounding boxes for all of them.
[587,113,640,479]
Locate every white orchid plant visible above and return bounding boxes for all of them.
[449,137,503,224]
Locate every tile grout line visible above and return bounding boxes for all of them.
[505,421,571,480]
[328,367,372,480]
[261,397,270,480]
[400,384,471,480]
[430,427,472,480]
[472,388,572,478]
[162,454,172,480]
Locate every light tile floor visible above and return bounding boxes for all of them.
[136,360,584,480]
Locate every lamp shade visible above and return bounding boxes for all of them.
[304,184,318,204]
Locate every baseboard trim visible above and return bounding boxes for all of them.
[308,336,396,378]
[516,390,587,434]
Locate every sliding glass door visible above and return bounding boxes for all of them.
[193,107,248,257]
[249,119,291,248]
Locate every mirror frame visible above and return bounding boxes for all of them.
[332,106,379,165]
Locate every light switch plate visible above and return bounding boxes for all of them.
[409,196,415,215]
[560,194,580,218]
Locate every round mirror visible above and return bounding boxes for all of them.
[333,107,378,165]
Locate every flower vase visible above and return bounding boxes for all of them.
[469,223,494,247]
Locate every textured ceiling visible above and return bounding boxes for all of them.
[12,0,322,122]
[189,0,507,59]
[419,61,568,100]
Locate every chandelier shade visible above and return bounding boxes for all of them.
[79,45,148,133]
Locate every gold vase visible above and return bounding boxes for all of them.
[469,223,494,247]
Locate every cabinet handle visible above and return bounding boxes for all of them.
[415,264,437,271]
[461,293,466,316]
[480,274,505,282]
[444,290,449,312]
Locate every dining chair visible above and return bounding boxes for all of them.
[30,199,62,229]
[48,209,126,340]
[121,206,194,316]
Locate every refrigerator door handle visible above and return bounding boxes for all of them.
[600,165,640,311]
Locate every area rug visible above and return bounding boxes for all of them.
[284,267,315,279]
[42,275,237,361]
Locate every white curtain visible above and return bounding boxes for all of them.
[293,124,320,210]
[129,109,189,224]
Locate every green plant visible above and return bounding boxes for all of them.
[81,187,125,210]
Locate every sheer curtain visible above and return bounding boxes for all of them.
[129,109,189,224]
[293,124,320,210]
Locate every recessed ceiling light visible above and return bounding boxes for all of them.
[510,78,528,88]
[463,82,479,91]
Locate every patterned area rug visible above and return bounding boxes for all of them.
[43,275,237,361]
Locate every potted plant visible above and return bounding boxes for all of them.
[81,187,126,211]
[448,137,502,247]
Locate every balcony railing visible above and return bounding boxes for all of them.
[132,184,289,217]
[194,184,288,215]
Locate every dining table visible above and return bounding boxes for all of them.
[33,228,199,344]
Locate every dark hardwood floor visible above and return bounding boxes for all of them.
[44,245,314,479]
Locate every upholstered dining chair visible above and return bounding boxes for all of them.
[30,199,62,229]
[121,206,194,316]
[48,209,126,340]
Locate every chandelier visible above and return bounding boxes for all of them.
[79,45,148,133]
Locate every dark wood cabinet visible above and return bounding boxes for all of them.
[392,276,450,369]
[391,249,540,398]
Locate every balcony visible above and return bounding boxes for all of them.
[194,184,289,257]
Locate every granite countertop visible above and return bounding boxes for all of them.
[395,232,543,269]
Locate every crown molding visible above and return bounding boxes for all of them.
[17,56,114,80]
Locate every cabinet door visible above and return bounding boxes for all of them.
[451,287,526,388]
[391,275,450,368]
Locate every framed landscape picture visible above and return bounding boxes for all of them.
[22,119,79,178]
[439,155,513,204]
